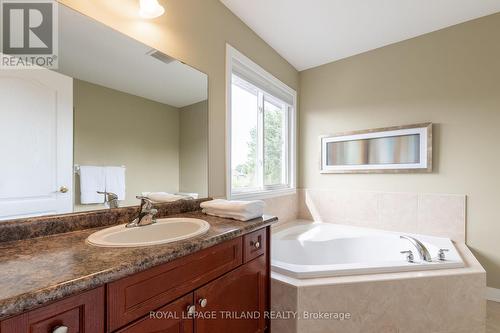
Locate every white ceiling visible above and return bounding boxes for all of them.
[221,0,500,71]
[58,5,207,108]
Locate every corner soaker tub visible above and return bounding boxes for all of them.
[271,222,464,279]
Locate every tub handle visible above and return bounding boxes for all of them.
[401,250,415,263]
[438,249,449,261]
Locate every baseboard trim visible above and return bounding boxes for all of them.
[486,287,500,302]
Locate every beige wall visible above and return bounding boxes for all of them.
[58,0,299,198]
[74,79,180,209]
[299,13,500,288]
[179,100,208,197]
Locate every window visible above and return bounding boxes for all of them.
[227,45,296,199]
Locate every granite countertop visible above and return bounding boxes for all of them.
[0,211,277,320]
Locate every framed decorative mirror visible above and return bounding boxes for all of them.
[320,123,432,173]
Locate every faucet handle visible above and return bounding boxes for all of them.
[136,195,153,202]
[97,191,120,209]
[438,248,449,261]
[136,195,154,211]
[400,250,415,263]
[98,191,118,201]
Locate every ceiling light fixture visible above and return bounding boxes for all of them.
[139,0,165,19]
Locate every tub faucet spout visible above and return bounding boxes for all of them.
[400,235,432,262]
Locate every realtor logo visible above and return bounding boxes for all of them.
[1,0,58,69]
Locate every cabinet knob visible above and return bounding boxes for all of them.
[252,241,261,249]
[53,326,68,333]
[198,298,208,308]
[59,186,69,193]
[186,305,196,316]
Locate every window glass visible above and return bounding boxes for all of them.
[231,79,259,190]
[263,98,286,186]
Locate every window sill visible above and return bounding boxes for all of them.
[230,187,296,201]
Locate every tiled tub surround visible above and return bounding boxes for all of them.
[271,241,486,333]
[0,206,277,319]
[262,193,299,224]
[297,189,466,242]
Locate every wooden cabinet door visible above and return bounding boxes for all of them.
[116,294,193,333]
[194,255,267,333]
[0,287,104,333]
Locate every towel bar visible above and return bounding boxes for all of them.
[74,165,126,175]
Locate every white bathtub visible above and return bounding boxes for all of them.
[271,221,464,279]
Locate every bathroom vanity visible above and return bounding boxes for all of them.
[0,205,275,333]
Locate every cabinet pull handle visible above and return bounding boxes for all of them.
[53,326,69,333]
[251,241,261,249]
[186,305,196,316]
[198,298,208,308]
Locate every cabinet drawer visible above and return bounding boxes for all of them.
[243,228,267,263]
[116,293,193,333]
[0,287,104,333]
[107,237,242,332]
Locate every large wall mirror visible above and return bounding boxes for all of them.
[0,4,208,220]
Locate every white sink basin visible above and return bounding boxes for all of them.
[86,218,210,247]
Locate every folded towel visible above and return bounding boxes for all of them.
[200,199,265,221]
[79,166,105,204]
[200,199,265,213]
[176,192,199,199]
[142,192,186,203]
[202,209,263,221]
[105,166,126,200]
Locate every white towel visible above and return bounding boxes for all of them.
[142,192,186,203]
[200,199,265,221]
[176,192,199,199]
[202,209,263,221]
[79,166,105,204]
[200,199,265,213]
[105,166,126,200]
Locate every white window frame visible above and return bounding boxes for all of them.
[226,44,297,200]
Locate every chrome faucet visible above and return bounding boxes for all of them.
[126,196,158,228]
[400,235,433,262]
[97,191,119,209]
